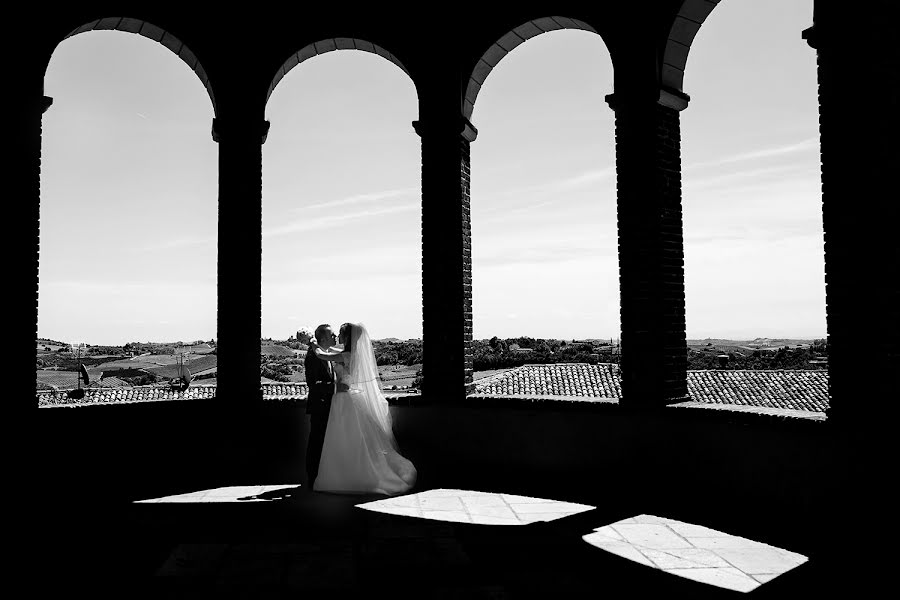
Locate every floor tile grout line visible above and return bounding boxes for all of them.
[618,540,762,583]
[605,523,764,580]
[660,524,757,578]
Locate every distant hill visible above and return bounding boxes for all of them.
[687,338,820,347]
[261,344,295,357]
[377,338,402,343]
[145,355,218,379]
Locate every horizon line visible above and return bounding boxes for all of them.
[38,334,828,346]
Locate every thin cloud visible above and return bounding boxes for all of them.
[475,244,616,268]
[685,228,821,245]
[290,187,418,213]
[478,167,615,214]
[685,164,813,191]
[265,204,417,238]
[552,167,615,190]
[685,137,818,171]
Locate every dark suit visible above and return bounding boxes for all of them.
[304,348,334,487]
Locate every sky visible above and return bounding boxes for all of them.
[38,0,823,345]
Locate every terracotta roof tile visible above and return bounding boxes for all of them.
[473,364,829,413]
[37,367,830,414]
[37,382,309,406]
[474,364,622,398]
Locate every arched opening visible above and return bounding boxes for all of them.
[38,27,217,399]
[680,0,826,402]
[64,18,215,112]
[469,24,619,387]
[263,42,421,391]
[464,16,597,120]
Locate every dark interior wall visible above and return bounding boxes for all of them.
[36,400,308,502]
[36,399,838,555]
[392,403,838,541]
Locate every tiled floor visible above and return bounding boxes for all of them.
[135,484,298,503]
[583,515,807,593]
[46,484,831,598]
[357,488,596,525]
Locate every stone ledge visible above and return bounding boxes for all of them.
[668,400,826,421]
[37,391,425,409]
[35,390,827,426]
[666,400,827,430]
[462,394,620,412]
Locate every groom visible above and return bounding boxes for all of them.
[304,323,337,489]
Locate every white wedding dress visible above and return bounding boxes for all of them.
[313,323,417,495]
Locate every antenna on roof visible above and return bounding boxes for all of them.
[174,345,193,391]
[67,342,87,400]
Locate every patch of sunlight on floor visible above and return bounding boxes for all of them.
[357,489,595,525]
[582,515,808,593]
[134,484,299,503]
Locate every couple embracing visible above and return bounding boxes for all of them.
[303,322,417,495]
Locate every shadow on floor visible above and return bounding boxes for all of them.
[36,478,856,599]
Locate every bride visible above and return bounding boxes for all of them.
[307,322,417,495]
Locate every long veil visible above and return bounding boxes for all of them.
[346,323,395,444]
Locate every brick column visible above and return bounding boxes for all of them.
[21,91,52,401]
[804,10,900,428]
[212,114,270,403]
[606,90,690,408]
[413,115,478,402]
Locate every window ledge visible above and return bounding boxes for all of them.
[667,400,826,422]
[463,393,620,412]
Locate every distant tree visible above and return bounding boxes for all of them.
[514,336,535,348]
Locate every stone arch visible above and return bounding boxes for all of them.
[61,17,216,113]
[267,38,412,105]
[463,16,601,121]
[661,0,721,95]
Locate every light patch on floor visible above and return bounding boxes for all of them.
[356,489,595,525]
[134,484,298,503]
[583,515,807,593]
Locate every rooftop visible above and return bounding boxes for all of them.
[472,364,829,416]
[37,365,829,418]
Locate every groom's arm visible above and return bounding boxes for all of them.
[307,338,346,362]
[312,346,346,362]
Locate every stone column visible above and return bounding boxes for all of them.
[804,7,900,428]
[804,11,898,591]
[21,92,52,401]
[606,89,690,408]
[413,114,478,402]
[212,114,270,403]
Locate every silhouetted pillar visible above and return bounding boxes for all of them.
[19,88,51,403]
[804,7,900,429]
[805,11,897,594]
[414,112,478,402]
[606,89,690,408]
[212,113,270,403]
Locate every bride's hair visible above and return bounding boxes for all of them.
[339,322,353,352]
